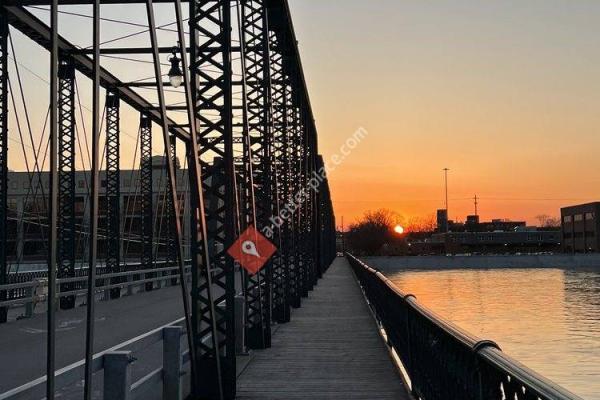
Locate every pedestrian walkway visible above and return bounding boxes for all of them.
[237,257,411,399]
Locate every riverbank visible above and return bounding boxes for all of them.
[362,254,600,270]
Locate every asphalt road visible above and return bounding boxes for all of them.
[0,286,185,394]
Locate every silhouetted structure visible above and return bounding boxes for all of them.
[561,202,600,253]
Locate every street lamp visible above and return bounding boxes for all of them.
[167,47,183,88]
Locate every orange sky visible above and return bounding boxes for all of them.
[7,2,600,228]
[288,1,600,226]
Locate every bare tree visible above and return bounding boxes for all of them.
[535,214,561,228]
[346,209,403,255]
[406,214,436,233]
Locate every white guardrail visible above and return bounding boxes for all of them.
[0,318,190,400]
[0,264,192,317]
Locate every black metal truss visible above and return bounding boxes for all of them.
[316,155,335,272]
[285,80,301,310]
[308,124,321,284]
[140,112,153,290]
[57,59,76,310]
[189,0,236,398]
[0,11,8,323]
[269,30,290,323]
[2,6,192,143]
[293,92,307,301]
[105,90,121,299]
[166,134,177,278]
[297,99,312,297]
[0,2,339,394]
[240,0,272,350]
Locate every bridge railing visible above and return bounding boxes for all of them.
[0,261,191,319]
[345,253,583,400]
[0,318,190,400]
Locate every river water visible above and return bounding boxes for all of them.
[382,266,600,399]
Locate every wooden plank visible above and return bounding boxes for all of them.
[237,258,411,399]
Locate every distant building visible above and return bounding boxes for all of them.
[444,215,526,233]
[5,156,189,262]
[426,213,556,254]
[561,202,600,253]
[436,209,448,233]
[430,230,560,253]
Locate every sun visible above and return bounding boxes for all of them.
[394,225,404,234]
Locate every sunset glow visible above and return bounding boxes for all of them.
[288,1,600,226]
[394,225,405,235]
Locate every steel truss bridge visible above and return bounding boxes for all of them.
[0,1,336,399]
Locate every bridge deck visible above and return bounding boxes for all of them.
[237,257,410,399]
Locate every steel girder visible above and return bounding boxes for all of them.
[0,11,8,323]
[317,155,335,271]
[166,134,177,282]
[105,90,121,299]
[189,0,236,398]
[57,59,76,310]
[1,6,192,143]
[269,31,290,323]
[285,78,301,310]
[240,0,272,350]
[140,112,154,290]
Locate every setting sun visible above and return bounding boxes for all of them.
[394,225,405,235]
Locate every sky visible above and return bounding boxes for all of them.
[287,1,600,226]
[7,1,600,228]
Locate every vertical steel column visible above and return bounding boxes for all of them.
[47,1,60,397]
[139,112,153,290]
[318,159,335,270]
[105,90,121,299]
[0,11,8,324]
[269,32,290,323]
[190,0,235,398]
[83,2,101,397]
[57,59,76,310]
[241,0,272,349]
[298,102,312,295]
[309,125,321,283]
[166,134,177,278]
[292,90,308,299]
[285,79,301,309]
[316,155,326,275]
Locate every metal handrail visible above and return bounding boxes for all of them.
[0,263,192,310]
[0,318,186,400]
[346,253,583,400]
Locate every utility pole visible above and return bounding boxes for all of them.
[474,194,478,216]
[341,216,345,253]
[443,168,449,218]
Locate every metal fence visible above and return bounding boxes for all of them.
[0,318,190,400]
[0,261,188,320]
[346,253,583,400]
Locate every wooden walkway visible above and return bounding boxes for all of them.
[237,257,411,399]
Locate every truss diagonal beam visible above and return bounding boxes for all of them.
[0,10,8,324]
[1,6,192,142]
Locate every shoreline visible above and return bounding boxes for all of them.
[361,254,600,270]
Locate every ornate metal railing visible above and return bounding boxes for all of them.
[346,253,583,400]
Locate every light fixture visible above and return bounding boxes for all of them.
[168,47,183,88]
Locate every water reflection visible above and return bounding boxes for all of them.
[386,267,600,400]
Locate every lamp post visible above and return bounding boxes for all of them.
[167,47,183,88]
